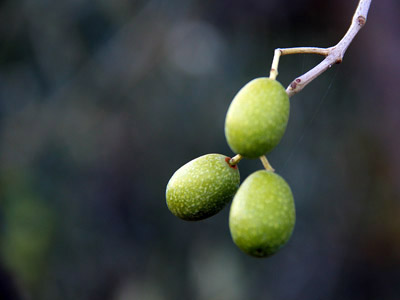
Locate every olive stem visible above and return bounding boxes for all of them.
[269,48,329,80]
[269,49,281,80]
[269,0,372,97]
[229,154,243,166]
[260,156,275,172]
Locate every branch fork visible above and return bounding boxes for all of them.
[270,0,372,98]
[232,0,372,170]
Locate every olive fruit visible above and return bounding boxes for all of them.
[224,78,289,158]
[229,170,295,257]
[166,154,240,221]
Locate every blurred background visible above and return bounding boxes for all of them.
[0,0,399,299]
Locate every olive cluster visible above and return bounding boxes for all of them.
[166,78,295,257]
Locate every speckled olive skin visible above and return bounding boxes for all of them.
[229,170,295,257]
[225,78,289,158]
[166,154,240,221]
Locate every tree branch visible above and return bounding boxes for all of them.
[269,0,372,97]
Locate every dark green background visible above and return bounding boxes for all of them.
[1,0,399,299]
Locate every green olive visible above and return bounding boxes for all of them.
[225,78,289,158]
[229,170,295,257]
[166,154,240,221]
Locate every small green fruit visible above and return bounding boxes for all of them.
[229,170,295,257]
[166,154,240,221]
[225,78,289,158]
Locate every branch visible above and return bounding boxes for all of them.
[269,0,372,97]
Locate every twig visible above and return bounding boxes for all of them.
[269,0,372,97]
[270,47,329,80]
[260,156,275,172]
[229,154,243,166]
